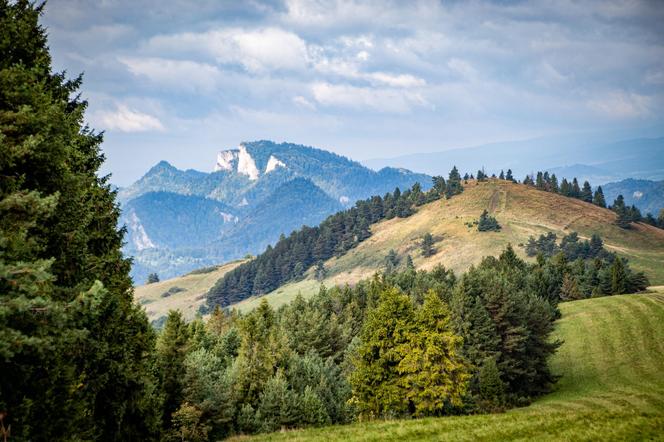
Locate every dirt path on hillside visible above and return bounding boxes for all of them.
[488,190,500,213]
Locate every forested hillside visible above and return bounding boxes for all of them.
[213,178,664,313]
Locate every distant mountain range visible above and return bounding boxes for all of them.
[364,136,664,185]
[602,179,664,216]
[119,141,430,283]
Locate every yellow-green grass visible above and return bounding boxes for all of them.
[232,289,664,441]
[134,259,247,321]
[233,180,664,312]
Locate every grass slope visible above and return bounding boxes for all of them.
[232,179,664,312]
[234,290,664,441]
[134,259,247,321]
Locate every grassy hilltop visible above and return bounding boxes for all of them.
[232,179,664,312]
[233,290,664,441]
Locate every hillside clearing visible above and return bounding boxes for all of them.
[134,259,247,321]
[232,290,664,441]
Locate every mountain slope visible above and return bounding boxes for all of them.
[239,291,664,441]
[120,141,431,282]
[134,259,247,323]
[122,191,238,250]
[207,178,343,260]
[231,179,664,312]
[602,178,664,216]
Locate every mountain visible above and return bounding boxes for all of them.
[226,179,664,313]
[364,136,664,184]
[602,178,664,216]
[120,141,430,282]
[122,191,238,250]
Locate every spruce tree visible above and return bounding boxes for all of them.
[350,288,414,418]
[446,166,463,198]
[580,181,593,203]
[398,292,469,416]
[157,311,191,427]
[505,169,514,181]
[421,232,435,257]
[593,186,606,208]
[0,2,160,439]
[499,170,505,180]
[610,258,627,295]
[571,178,581,198]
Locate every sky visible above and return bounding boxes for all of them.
[42,0,664,186]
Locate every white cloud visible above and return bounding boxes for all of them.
[144,27,308,74]
[95,105,164,132]
[311,82,428,113]
[120,57,223,92]
[367,72,425,88]
[587,92,651,119]
[292,95,317,110]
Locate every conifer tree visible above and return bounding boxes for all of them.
[157,311,191,426]
[580,181,593,203]
[571,178,581,198]
[350,288,414,418]
[432,176,447,196]
[446,166,464,198]
[593,186,607,208]
[477,357,505,409]
[148,272,160,284]
[550,174,559,193]
[499,170,505,180]
[505,169,514,181]
[610,258,627,295]
[0,2,160,439]
[421,232,435,257]
[397,292,469,416]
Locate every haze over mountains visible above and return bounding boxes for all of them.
[364,136,664,185]
[119,138,664,283]
[119,140,429,282]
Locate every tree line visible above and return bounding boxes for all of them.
[205,167,466,309]
[522,170,664,229]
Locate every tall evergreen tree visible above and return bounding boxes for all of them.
[593,186,606,208]
[157,311,191,427]
[421,232,435,257]
[505,169,514,182]
[580,181,593,203]
[446,166,463,198]
[397,292,469,416]
[0,2,160,439]
[571,178,581,198]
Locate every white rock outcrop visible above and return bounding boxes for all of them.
[265,155,286,173]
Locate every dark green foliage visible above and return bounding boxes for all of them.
[580,181,593,203]
[477,210,501,232]
[156,311,191,426]
[385,249,400,273]
[505,169,514,182]
[451,247,561,404]
[0,2,160,439]
[421,232,436,257]
[523,232,647,300]
[477,357,505,411]
[206,181,443,308]
[148,273,160,284]
[611,195,632,229]
[593,186,607,208]
[499,170,505,180]
[446,166,464,198]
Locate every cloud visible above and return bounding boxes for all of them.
[144,27,308,74]
[587,92,651,119]
[120,57,223,93]
[95,105,164,132]
[292,95,317,109]
[311,82,428,113]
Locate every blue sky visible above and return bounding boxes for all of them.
[42,0,664,186]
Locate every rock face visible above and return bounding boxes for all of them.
[119,140,431,282]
